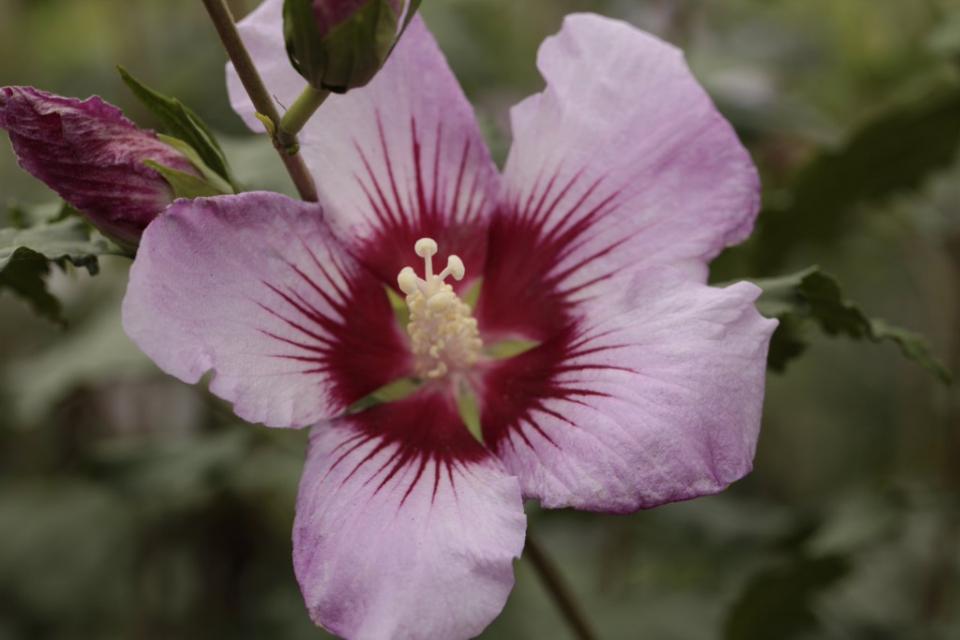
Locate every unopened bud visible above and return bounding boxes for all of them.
[283,0,413,93]
[0,86,201,247]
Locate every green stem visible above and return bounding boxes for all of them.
[280,86,331,138]
[525,532,600,640]
[199,0,319,202]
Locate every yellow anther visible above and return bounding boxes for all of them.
[396,237,482,379]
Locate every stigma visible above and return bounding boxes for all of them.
[397,238,482,379]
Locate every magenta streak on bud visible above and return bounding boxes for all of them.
[0,86,200,246]
[311,0,402,38]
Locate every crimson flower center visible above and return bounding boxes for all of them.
[396,237,483,379]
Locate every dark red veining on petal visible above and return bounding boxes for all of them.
[258,241,411,408]
[260,113,631,467]
[258,113,495,475]
[477,167,633,452]
[348,112,489,290]
[325,390,487,504]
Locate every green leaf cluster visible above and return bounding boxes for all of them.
[754,267,951,383]
[0,204,120,325]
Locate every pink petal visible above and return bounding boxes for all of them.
[228,3,499,246]
[295,394,525,639]
[473,16,772,510]
[122,192,410,428]
[481,268,776,512]
[501,13,760,284]
[0,86,195,245]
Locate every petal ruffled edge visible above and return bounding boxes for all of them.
[500,13,760,284]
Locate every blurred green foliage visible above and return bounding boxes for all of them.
[2,0,960,639]
[0,203,117,325]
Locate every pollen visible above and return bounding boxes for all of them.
[397,237,482,379]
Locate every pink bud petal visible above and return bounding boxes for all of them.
[311,0,401,37]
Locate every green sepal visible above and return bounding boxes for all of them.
[157,135,235,195]
[753,266,952,383]
[118,66,235,188]
[385,285,410,329]
[455,381,484,444]
[346,376,422,415]
[485,339,539,360]
[143,161,228,200]
[389,0,421,56]
[284,0,400,93]
[462,278,482,310]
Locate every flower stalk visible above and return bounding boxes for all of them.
[200,0,319,202]
[525,533,599,640]
[279,85,331,137]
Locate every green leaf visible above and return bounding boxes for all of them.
[455,381,483,444]
[0,209,117,272]
[118,66,234,187]
[346,376,421,415]
[485,338,539,360]
[143,160,227,199]
[0,207,119,324]
[754,266,952,383]
[868,319,952,383]
[743,85,960,274]
[724,554,850,640]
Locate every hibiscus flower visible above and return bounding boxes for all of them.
[122,2,776,638]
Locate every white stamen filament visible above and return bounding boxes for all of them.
[397,237,482,379]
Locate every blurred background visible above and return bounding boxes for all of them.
[1,0,959,638]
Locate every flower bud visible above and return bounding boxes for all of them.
[283,0,411,93]
[0,86,201,247]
